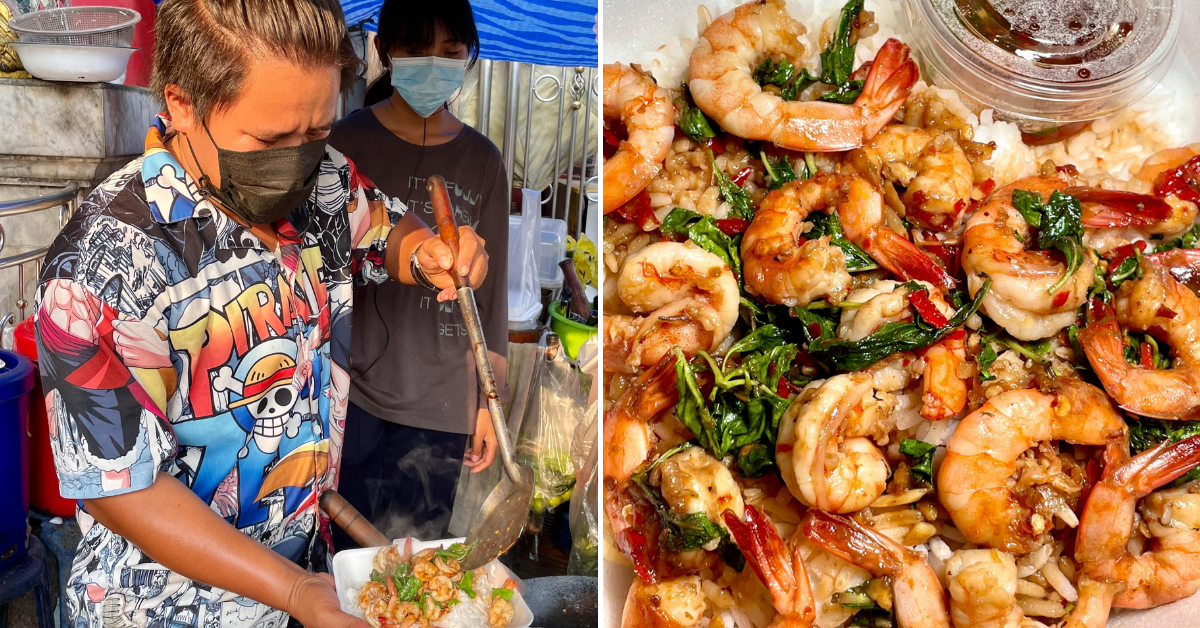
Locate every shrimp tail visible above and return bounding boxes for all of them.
[864,228,956,291]
[1111,433,1200,496]
[1069,187,1173,228]
[1148,249,1200,293]
[723,506,814,621]
[1077,303,1133,404]
[802,510,906,576]
[856,38,919,140]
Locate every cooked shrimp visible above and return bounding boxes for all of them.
[412,559,439,581]
[1130,143,1200,236]
[1078,257,1200,419]
[604,63,674,213]
[659,446,745,538]
[723,506,816,628]
[963,176,1096,341]
[1074,435,1200,609]
[845,125,974,232]
[803,510,950,628]
[488,597,515,628]
[425,575,454,603]
[742,175,953,307]
[938,378,1127,553]
[689,0,917,151]
[612,241,740,369]
[433,556,459,576]
[837,280,969,419]
[620,576,707,628]
[945,549,1116,628]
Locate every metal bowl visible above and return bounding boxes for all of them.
[8,42,134,83]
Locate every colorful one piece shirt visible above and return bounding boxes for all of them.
[34,116,405,628]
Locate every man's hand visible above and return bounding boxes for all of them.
[417,226,488,302]
[287,573,368,628]
[464,407,498,473]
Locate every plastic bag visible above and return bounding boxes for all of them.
[507,188,542,324]
[568,400,598,576]
[517,336,587,514]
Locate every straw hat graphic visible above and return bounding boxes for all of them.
[229,353,297,409]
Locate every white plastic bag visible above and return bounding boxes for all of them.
[508,188,542,324]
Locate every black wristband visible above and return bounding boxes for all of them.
[411,244,439,291]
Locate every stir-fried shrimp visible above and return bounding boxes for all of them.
[658,446,746,534]
[743,175,954,308]
[963,176,1096,341]
[604,63,675,214]
[689,0,917,152]
[837,280,968,419]
[723,506,816,628]
[938,378,1127,553]
[611,241,740,369]
[1078,257,1200,419]
[1129,143,1200,236]
[945,549,1115,628]
[620,576,707,628]
[803,510,950,628]
[845,125,973,232]
[1073,435,1200,609]
[488,598,515,628]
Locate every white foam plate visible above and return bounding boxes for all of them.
[332,537,534,628]
[601,0,1200,625]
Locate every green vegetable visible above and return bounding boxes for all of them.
[977,342,999,382]
[369,569,385,583]
[631,442,730,552]
[752,57,819,102]
[1127,418,1200,487]
[675,84,717,143]
[795,301,839,345]
[737,442,775,477]
[820,0,866,86]
[761,150,800,190]
[446,598,461,607]
[805,211,877,271]
[1157,223,1200,252]
[1124,332,1172,371]
[833,581,881,610]
[709,149,757,219]
[817,79,864,104]
[809,280,991,372]
[660,207,743,279]
[457,570,477,599]
[492,587,514,601]
[1011,189,1086,294]
[900,439,936,483]
[393,574,422,602]
[434,543,469,561]
[1088,262,1113,305]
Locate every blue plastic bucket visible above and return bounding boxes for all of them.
[0,348,35,571]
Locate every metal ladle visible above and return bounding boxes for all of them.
[427,174,534,570]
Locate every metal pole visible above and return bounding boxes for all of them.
[577,67,595,238]
[564,68,582,232]
[503,61,520,206]
[477,59,493,137]
[550,66,567,220]
[523,64,535,192]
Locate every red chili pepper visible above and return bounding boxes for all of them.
[777,376,791,398]
[911,189,929,208]
[614,190,660,230]
[795,235,808,246]
[1155,154,1200,203]
[907,289,948,328]
[777,443,794,453]
[732,167,753,187]
[715,218,749,236]
[1107,240,1149,269]
[924,244,962,278]
[807,322,823,338]
[1158,306,1178,319]
[707,138,726,155]
[618,529,657,583]
[1052,290,1070,309]
[1140,342,1154,369]
[980,178,997,197]
[603,126,621,147]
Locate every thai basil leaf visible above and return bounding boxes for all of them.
[817,79,864,104]
[1126,418,1200,487]
[675,83,717,143]
[394,575,422,602]
[492,588,514,601]
[1010,189,1086,294]
[820,0,866,86]
[709,149,756,219]
[809,279,990,372]
[899,439,936,483]
[457,570,477,599]
[737,442,775,477]
[1159,223,1200,252]
[805,211,877,271]
[977,342,999,382]
[761,150,800,190]
[434,543,469,561]
[631,441,728,552]
[660,208,743,279]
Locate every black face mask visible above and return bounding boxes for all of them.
[188,124,329,225]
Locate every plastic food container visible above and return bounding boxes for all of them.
[9,42,136,83]
[904,0,1179,132]
[0,348,36,571]
[548,301,596,361]
[332,537,534,628]
[537,218,568,290]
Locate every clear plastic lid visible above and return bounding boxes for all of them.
[905,0,1179,129]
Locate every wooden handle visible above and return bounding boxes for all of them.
[559,259,592,320]
[427,175,460,260]
[319,489,390,548]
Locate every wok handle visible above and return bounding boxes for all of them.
[427,175,466,290]
[319,489,390,548]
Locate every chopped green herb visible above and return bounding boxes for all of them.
[675,84,717,144]
[369,569,385,583]
[1109,248,1144,288]
[456,569,477,599]
[977,342,999,382]
[709,149,757,219]
[660,207,743,279]
[816,79,864,103]
[737,442,775,477]
[1157,222,1200,252]
[393,574,422,602]
[805,211,877,271]
[761,150,799,190]
[820,0,866,86]
[492,587,515,601]
[434,543,469,561]
[1011,189,1086,294]
[899,439,936,483]
[834,581,881,610]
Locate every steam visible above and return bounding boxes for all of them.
[365,444,465,542]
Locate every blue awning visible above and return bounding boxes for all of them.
[341,0,597,68]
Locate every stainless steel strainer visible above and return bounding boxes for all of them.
[9,7,140,48]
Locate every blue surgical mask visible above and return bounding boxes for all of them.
[390,56,468,118]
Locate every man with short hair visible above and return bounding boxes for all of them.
[32,0,487,626]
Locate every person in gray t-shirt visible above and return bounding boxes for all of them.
[329,0,509,546]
